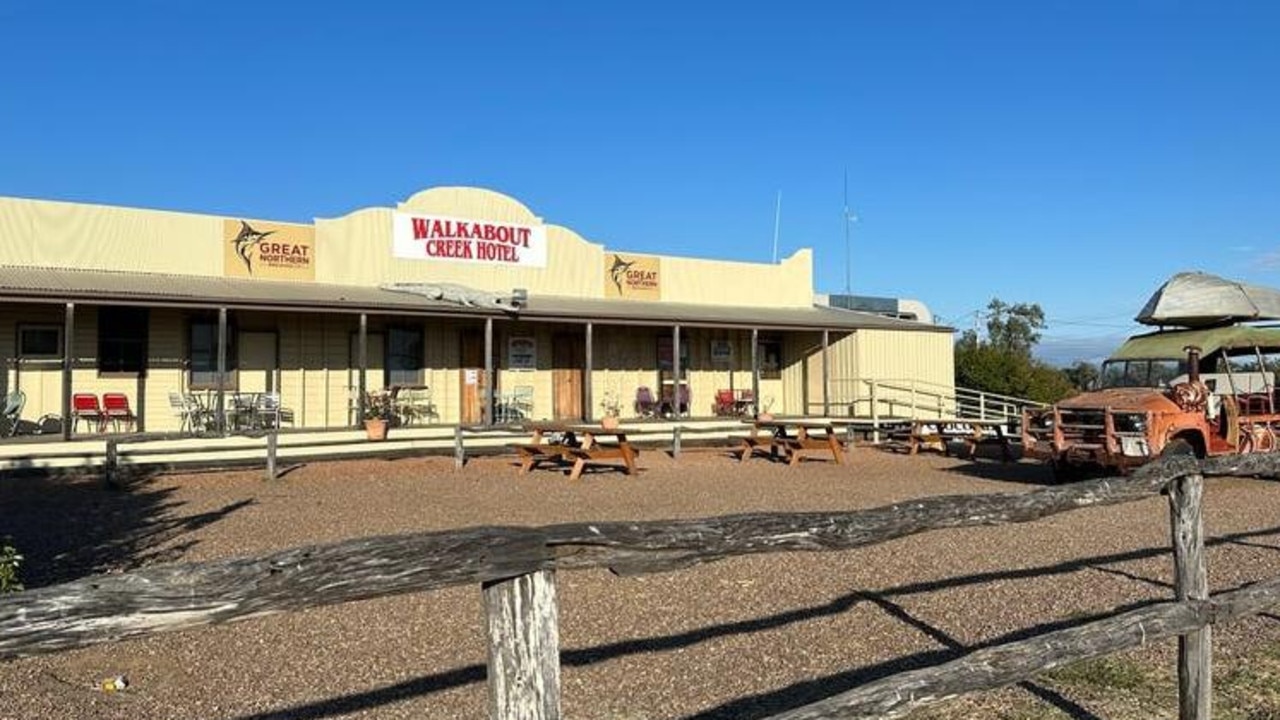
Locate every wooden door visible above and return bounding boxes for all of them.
[552,333,584,421]
[459,329,486,424]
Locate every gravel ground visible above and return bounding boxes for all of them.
[4,445,1280,719]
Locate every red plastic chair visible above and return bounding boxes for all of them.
[713,389,736,416]
[72,393,106,434]
[102,393,137,433]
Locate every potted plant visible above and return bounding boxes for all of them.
[362,390,393,441]
[599,390,622,430]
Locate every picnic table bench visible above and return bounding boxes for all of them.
[514,422,638,481]
[738,419,846,466]
[902,419,1013,462]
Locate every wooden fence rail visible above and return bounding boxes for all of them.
[5,453,1280,718]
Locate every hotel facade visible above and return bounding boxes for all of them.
[0,186,954,438]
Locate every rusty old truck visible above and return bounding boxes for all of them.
[1022,324,1280,479]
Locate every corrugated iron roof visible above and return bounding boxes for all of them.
[0,265,464,314]
[0,265,951,332]
[521,295,951,332]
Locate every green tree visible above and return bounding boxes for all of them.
[954,298,1076,404]
[1062,360,1100,391]
[984,299,1045,358]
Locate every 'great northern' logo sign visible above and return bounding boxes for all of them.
[604,254,660,300]
[223,220,315,281]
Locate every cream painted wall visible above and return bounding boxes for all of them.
[0,197,309,277]
[657,250,813,307]
[1,304,65,422]
[0,188,817,310]
[315,207,606,299]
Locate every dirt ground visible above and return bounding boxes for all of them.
[4,444,1280,720]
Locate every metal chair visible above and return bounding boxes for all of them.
[634,386,657,418]
[1,390,25,436]
[168,391,195,432]
[510,385,534,421]
[72,393,107,434]
[102,393,136,433]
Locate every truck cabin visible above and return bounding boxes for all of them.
[1103,325,1280,418]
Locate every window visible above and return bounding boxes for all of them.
[18,325,62,358]
[387,326,423,386]
[97,306,148,374]
[758,339,782,380]
[657,335,690,375]
[189,316,237,388]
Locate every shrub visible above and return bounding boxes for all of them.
[0,539,22,593]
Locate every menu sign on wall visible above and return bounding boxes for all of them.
[223,219,315,280]
[392,212,548,267]
[508,337,537,370]
[604,253,660,300]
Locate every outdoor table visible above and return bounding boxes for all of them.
[514,421,638,480]
[906,418,1013,461]
[738,418,845,466]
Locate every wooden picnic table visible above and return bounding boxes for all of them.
[905,418,1013,462]
[513,422,638,481]
[738,419,846,466]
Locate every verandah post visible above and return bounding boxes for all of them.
[1169,468,1210,720]
[483,569,561,720]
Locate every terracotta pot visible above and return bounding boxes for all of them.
[364,418,389,441]
[757,412,774,422]
[601,415,620,430]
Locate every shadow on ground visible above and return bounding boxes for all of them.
[0,469,253,587]
[232,521,1280,720]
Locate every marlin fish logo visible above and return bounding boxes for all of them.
[608,254,635,294]
[231,221,274,273]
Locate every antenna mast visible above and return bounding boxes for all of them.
[772,190,782,264]
[843,170,854,294]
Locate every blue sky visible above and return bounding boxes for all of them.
[2,1,1278,365]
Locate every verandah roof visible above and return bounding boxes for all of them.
[0,265,951,333]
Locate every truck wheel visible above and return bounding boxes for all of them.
[1050,459,1084,484]
[1162,438,1196,458]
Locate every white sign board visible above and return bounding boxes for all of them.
[393,212,548,267]
[508,337,537,370]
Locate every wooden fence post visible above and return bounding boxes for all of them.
[672,425,682,458]
[104,439,119,489]
[870,382,880,444]
[454,425,465,470]
[483,569,561,720]
[265,432,277,482]
[1169,469,1210,720]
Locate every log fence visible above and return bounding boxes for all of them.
[6,453,1280,718]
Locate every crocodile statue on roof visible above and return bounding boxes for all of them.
[379,282,521,312]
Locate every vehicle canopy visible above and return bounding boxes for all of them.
[1108,325,1280,362]
[1136,272,1280,328]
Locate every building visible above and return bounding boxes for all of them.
[0,186,954,439]
[817,294,935,324]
